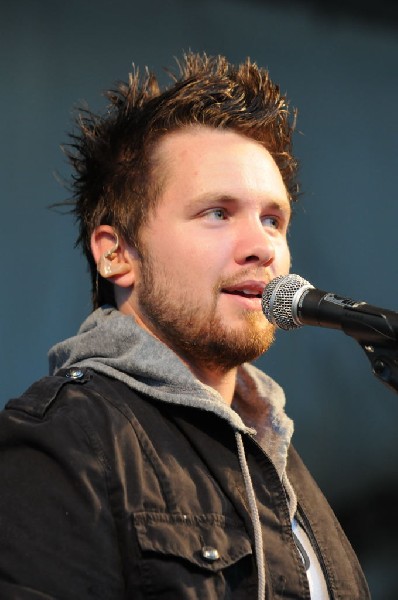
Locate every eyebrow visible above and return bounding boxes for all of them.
[187,193,292,215]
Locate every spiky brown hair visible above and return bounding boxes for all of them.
[66,52,298,308]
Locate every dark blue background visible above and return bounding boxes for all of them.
[2,1,398,596]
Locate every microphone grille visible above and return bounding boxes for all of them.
[262,274,312,330]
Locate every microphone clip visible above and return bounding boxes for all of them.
[361,343,398,394]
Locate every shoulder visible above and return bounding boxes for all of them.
[4,367,93,419]
[0,368,140,465]
[3,367,137,423]
[1,367,161,462]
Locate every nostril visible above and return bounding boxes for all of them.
[244,253,273,265]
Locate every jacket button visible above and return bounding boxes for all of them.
[66,368,84,380]
[201,546,220,562]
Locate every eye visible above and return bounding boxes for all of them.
[203,208,228,221]
[262,215,280,229]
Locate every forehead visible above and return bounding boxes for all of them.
[152,126,289,205]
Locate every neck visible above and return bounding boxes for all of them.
[117,296,239,405]
[186,363,238,405]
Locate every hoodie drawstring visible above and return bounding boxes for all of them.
[235,431,265,600]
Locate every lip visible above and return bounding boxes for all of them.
[221,280,267,310]
[221,280,267,297]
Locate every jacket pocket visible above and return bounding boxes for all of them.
[133,512,254,599]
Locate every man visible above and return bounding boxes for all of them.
[0,53,369,599]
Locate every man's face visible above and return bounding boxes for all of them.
[126,126,291,371]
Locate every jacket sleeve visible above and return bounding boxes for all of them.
[0,376,125,600]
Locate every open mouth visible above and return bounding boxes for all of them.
[223,289,262,299]
[221,282,266,300]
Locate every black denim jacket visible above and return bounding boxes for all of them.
[0,368,370,599]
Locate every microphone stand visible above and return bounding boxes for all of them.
[361,344,398,394]
[336,305,398,394]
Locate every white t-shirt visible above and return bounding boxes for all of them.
[292,517,330,599]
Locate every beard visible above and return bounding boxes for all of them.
[135,255,276,372]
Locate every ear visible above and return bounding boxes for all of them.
[90,225,137,288]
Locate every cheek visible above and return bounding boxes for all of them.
[178,234,227,269]
[142,225,232,289]
[151,241,216,288]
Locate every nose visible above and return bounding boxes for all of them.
[234,218,275,267]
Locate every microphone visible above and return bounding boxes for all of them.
[262,274,398,347]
